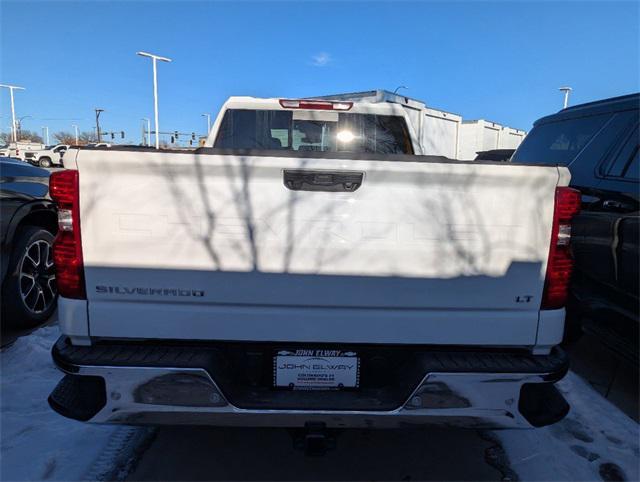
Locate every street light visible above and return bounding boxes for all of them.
[95,108,104,142]
[559,87,573,109]
[141,117,151,146]
[0,83,26,142]
[17,115,31,139]
[72,124,79,144]
[137,51,172,149]
[201,113,211,135]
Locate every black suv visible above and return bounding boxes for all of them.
[1,158,58,328]
[512,93,639,359]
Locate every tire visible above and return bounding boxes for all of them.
[39,157,52,168]
[1,226,57,329]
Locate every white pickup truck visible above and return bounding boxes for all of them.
[48,96,580,434]
[24,144,70,168]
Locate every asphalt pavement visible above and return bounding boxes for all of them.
[567,331,639,422]
[124,332,639,482]
[127,426,504,481]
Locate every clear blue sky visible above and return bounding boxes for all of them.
[1,1,638,144]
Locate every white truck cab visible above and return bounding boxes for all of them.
[205,96,424,155]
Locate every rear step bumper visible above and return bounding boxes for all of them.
[49,336,570,429]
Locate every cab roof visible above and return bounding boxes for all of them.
[534,92,640,125]
[222,96,412,116]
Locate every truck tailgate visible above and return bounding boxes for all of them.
[74,150,561,344]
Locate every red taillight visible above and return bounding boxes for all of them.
[50,170,86,299]
[279,99,353,111]
[541,187,581,310]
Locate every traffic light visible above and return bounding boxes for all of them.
[111,132,115,139]
[191,132,196,141]
[121,131,125,139]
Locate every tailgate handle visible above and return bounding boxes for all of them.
[283,170,364,192]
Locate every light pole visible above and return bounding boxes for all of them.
[72,124,79,144]
[0,84,26,142]
[559,87,573,109]
[95,108,104,142]
[137,51,172,149]
[201,113,211,134]
[141,117,151,146]
[17,115,31,139]
[41,126,49,145]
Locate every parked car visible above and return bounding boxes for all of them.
[48,96,578,440]
[85,142,111,148]
[511,93,639,360]
[0,157,58,328]
[24,144,69,168]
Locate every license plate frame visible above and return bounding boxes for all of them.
[274,349,360,390]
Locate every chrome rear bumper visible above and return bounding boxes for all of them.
[49,337,569,429]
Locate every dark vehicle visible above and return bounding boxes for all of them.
[512,93,639,360]
[474,149,515,162]
[1,157,58,328]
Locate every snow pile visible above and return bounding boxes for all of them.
[495,372,639,481]
[0,325,119,481]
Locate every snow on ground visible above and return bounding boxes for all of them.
[2,325,638,481]
[0,325,124,481]
[494,372,639,481]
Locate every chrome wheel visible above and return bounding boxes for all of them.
[19,240,56,314]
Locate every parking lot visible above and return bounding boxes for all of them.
[128,425,503,481]
[125,335,639,482]
[2,2,639,481]
[2,317,637,482]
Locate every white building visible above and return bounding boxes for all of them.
[313,90,526,160]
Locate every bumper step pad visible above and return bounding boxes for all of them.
[48,374,107,421]
[53,336,569,376]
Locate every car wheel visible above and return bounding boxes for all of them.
[1,226,57,328]
[39,157,52,168]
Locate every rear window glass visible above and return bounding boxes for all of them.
[214,109,414,154]
[511,114,611,165]
[607,126,640,179]
[623,152,639,181]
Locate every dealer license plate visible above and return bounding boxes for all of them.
[274,349,359,390]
